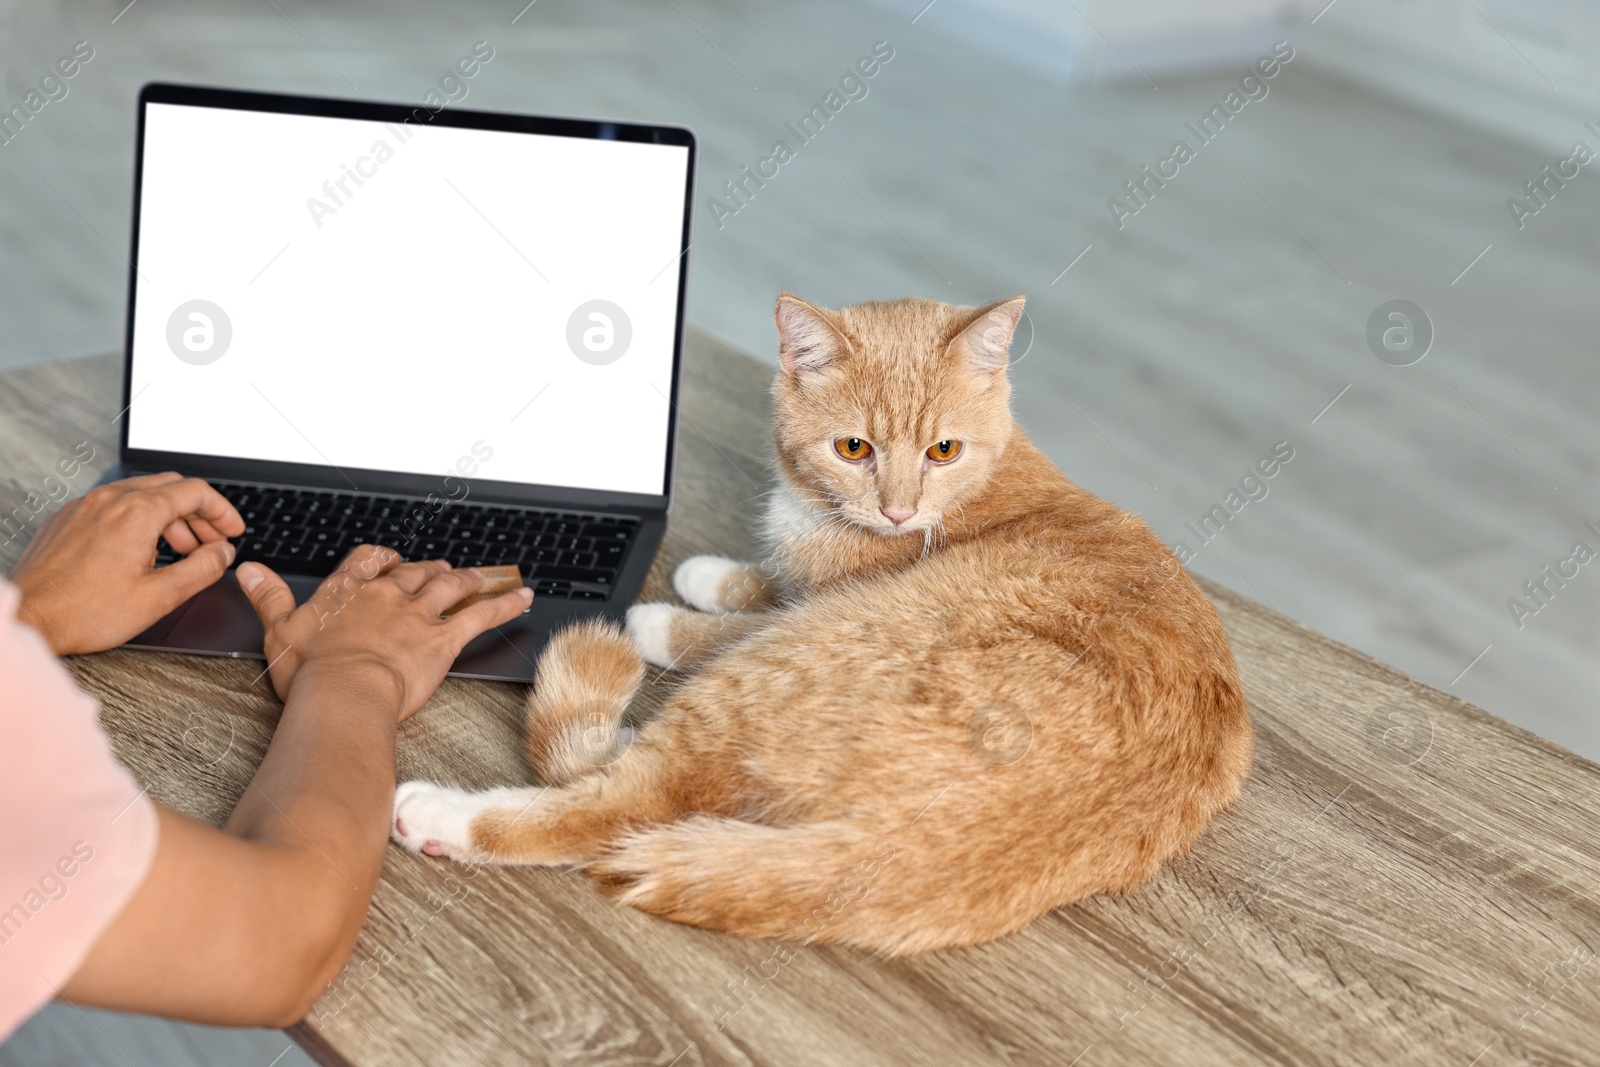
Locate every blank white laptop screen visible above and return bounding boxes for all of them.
[127,102,690,497]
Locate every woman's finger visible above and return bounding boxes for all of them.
[116,471,185,491]
[445,587,533,645]
[149,540,237,610]
[339,543,403,582]
[388,560,448,595]
[187,516,227,543]
[138,478,245,538]
[414,567,485,614]
[162,518,200,554]
[236,561,296,632]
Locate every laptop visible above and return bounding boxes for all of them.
[102,83,697,681]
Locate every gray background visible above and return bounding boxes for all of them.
[1,0,1595,1063]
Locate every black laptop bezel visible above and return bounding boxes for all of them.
[121,82,697,516]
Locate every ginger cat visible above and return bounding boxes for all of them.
[392,293,1253,955]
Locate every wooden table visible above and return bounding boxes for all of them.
[4,334,1598,1067]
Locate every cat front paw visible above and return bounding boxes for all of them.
[392,780,486,861]
[627,602,686,668]
[674,555,774,613]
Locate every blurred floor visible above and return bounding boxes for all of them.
[0,1002,312,1067]
[1,0,1595,1059]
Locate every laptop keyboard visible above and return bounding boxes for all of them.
[155,480,638,601]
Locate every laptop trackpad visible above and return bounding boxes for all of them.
[164,573,322,654]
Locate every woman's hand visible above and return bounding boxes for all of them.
[11,472,245,655]
[61,544,533,1029]
[237,544,532,721]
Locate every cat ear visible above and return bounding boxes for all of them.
[775,293,850,375]
[949,296,1026,374]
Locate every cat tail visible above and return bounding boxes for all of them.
[587,816,1003,957]
[524,618,646,786]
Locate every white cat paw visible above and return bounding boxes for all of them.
[392,780,501,861]
[626,602,684,668]
[674,555,744,613]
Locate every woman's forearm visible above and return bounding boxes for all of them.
[223,660,405,997]
[228,659,401,861]
[62,662,406,1026]
[55,546,525,1027]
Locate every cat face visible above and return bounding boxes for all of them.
[770,294,1024,536]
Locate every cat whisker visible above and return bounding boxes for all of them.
[768,506,858,558]
[740,485,849,508]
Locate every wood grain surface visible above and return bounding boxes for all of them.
[3,335,1596,1067]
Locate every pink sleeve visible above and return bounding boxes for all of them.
[0,580,158,1041]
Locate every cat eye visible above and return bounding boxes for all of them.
[834,437,873,462]
[926,440,963,463]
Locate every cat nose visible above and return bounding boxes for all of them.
[881,506,917,525]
